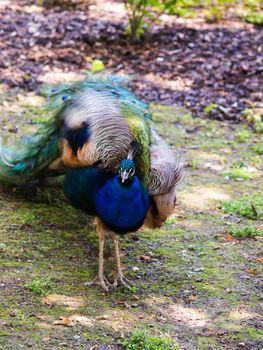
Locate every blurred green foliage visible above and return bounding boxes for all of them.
[245,13,263,24]
[219,195,263,220]
[227,224,263,237]
[121,329,178,350]
[26,276,54,295]
[124,0,162,41]
[124,0,263,40]
[36,0,263,40]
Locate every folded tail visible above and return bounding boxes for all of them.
[0,116,61,185]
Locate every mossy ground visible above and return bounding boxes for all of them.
[0,87,262,349]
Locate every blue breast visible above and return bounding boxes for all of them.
[94,176,150,234]
[64,167,150,234]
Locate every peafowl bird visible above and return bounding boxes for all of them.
[0,76,183,291]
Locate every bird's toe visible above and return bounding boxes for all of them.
[114,273,134,288]
[84,276,110,292]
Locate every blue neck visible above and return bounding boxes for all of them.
[94,174,150,234]
[64,167,150,234]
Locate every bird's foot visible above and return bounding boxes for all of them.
[113,273,134,288]
[84,275,113,292]
[84,273,133,291]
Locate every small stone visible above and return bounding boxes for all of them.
[0,243,7,251]
[131,303,139,308]
[195,278,203,282]
[182,289,191,295]
[25,341,33,347]
[238,342,245,347]
[42,337,50,342]
[131,235,140,241]
[203,162,212,169]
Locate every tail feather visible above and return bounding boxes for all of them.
[0,74,150,185]
[39,75,151,120]
[0,117,61,184]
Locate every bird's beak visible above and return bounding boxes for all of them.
[121,171,129,183]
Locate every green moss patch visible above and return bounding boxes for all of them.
[227,224,263,238]
[26,276,55,295]
[219,195,263,219]
[121,330,178,350]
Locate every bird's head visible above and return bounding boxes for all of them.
[119,159,136,183]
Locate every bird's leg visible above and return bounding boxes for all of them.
[97,218,109,291]
[112,233,133,288]
[85,217,112,291]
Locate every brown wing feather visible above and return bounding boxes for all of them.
[145,129,183,228]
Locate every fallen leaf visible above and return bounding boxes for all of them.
[36,314,53,322]
[96,314,110,320]
[203,329,227,336]
[54,316,75,327]
[188,295,197,302]
[254,257,263,263]
[251,204,258,218]
[226,234,234,241]
[140,253,153,262]
[245,268,258,276]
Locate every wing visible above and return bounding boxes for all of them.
[52,76,151,183]
[0,76,151,185]
[144,129,183,228]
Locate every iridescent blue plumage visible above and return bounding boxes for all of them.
[64,167,111,215]
[95,175,150,234]
[64,165,150,235]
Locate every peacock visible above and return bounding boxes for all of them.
[0,76,183,291]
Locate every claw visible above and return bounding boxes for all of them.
[84,275,113,292]
[113,273,134,288]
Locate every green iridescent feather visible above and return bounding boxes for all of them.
[0,75,151,184]
[0,113,62,184]
[120,101,150,184]
[41,75,151,183]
